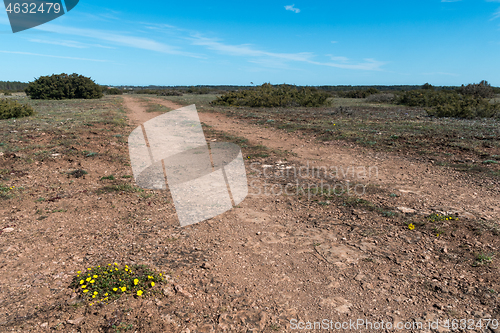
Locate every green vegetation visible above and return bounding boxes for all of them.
[0,98,35,119]
[337,87,379,98]
[211,83,330,107]
[395,81,500,119]
[105,88,123,95]
[25,73,103,100]
[0,80,28,91]
[69,263,166,305]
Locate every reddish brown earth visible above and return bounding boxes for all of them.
[0,96,498,332]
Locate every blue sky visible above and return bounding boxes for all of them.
[1,0,500,86]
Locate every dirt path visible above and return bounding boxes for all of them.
[122,95,183,125]
[117,96,500,332]
[125,96,500,222]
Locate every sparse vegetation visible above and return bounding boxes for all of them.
[69,263,166,305]
[0,98,35,119]
[211,83,330,107]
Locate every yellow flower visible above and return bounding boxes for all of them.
[77,271,81,274]
[151,282,155,287]
[104,297,108,301]
[89,303,93,306]
[92,295,96,298]
[148,276,153,279]
[90,280,95,284]
[93,275,98,278]
[94,291,98,295]
[114,263,118,266]
[81,285,87,289]
[113,288,118,292]
[83,289,89,293]
[80,280,84,284]
[125,268,129,272]
[115,268,118,271]
[87,268,91,270]
[108,264,111,266]
[86,277,91,282]
[121,287,126,292]
[408,223,415,230]
[137,290,143,296]
[104,293,108,296]
[125,265,128,268]
[134,279,139,285]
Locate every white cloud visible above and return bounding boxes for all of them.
[492,7,500,19]
[33,24,201,58]
[28,38,116,49]
[285,4,300,13]
[190,35,386,71]
[329,56,349,63]
[0,50,107,62]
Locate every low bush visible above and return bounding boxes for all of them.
[105,88,123,95]
[426,96,500,119]
[396,88,500,118]
[337,88,379,98]
[0,98,35,119]
[25,73,103,100]
[456,80,494,99]
[211,83,330,107]
[158,90,184,96]
[365,93,395,104]
[395,89,458,107]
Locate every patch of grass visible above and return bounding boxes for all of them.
[100,175,115,180]
[121,175,133,178]
[145,103,172,113]
[68,169,88,178]
[69,263,166,306]
[84,151,98,157]
[0,183,15,199]
[427,213,458,222]
[98,184,144,193]
[472,252,494,267]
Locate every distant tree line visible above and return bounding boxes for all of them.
[0,81,29,91]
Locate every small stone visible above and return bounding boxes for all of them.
[397,206,416,214]
[200,262,211,270]
[2,228,14,233]
[174,284,193,298]
[67,317,85,325]
[40,323,48,328]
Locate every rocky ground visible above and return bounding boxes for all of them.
[0,95,498,332]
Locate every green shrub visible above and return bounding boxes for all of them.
[105,88,123,95]
[157,90,184,96]
[457,80,494,99]
[396,89,458,107]
[211,83,329,107]
[2,91,12,96]
[186,86,212,94]
[337,88,379,98]
[0,99,35,119]
[426,96,500,119]
[25,73,103,100]
[365,93,395,103]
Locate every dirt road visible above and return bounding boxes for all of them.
[118,96,500,332]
